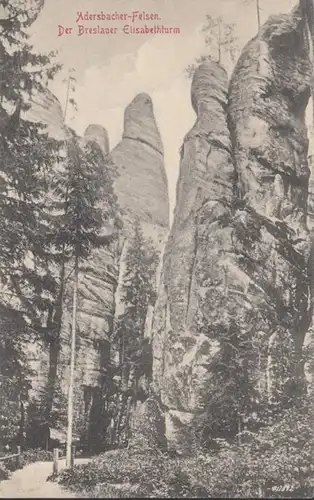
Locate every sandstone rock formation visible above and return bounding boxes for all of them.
[23,89,69,401]
[152,5,313,454]
[111,93,169,245]
[151,60,235,454]
[84,124,110,155]
[25,89,68,140]
[24,93,117,439]
[109,93,170,447]
[110,92,169,365]
[24,88,170,448]
[60,125,117,401]
[228,4,312,390]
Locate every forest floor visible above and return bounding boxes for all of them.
[0,458,91,498]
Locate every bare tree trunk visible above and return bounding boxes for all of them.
[237,415,242,445]
[45,258,66,445]
[66,255,79,468]
[218,22,221,64]
[46,177,69,435]
[256,0,261,30]
[63,75,71,122]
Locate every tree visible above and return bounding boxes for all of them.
[186,16,238,78]
[0,305,32,449]
[0,0,60,108]
[25,377,67,450]
[52,133,119,465]
[243,0,261,31]
[193,274,265,448]
[0,0,63,447]
[63,68,77,122]
[113,221,158,446]
[0,0,64,438]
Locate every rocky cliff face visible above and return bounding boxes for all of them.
[25,89,170,447]
[228,5,312,391]
[151,60,235,454]
[110,92,169,374]
[152,5,313,454]
[109,93,169,447]
[23,89,69,401]
[25,92,117,436]
[60,125,117,399]
[111,93,169,245]
[25,89,69,140]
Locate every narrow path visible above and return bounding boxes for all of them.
[0,458,91,498]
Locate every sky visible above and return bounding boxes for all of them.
[28,0,295,219]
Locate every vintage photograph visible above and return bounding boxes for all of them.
[0,0,313,497]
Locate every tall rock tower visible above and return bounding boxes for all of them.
[111,92,169,334]
[228,4,312,403]
[109,93,169,447]
[151,61,235,454]
[152,4,313,455]
[111,92,169,243]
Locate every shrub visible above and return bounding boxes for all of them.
[0,450,21,473]
[0,462,11,481]
[52,449,202,498]
[19,448,53,467]
[49,401,314,498]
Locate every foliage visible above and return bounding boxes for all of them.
[0,0,63,448]
[0,306,32,447]
[115,221,158,377]
[51,449,201,498]
[0,0,60,106]
[49,398,314,498]
[194,278,261,443]
[19,448,53,467]
[182,398,314,498]
[186,16,238,78]
[25,377,67,449]
[129,397,167,452]
[112,222,158,445]
[0,462,11,481]
[52,135,118,261]
[1,0,119,445]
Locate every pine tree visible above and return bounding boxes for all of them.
[0,0,62,326]
[243,0,261,31]
[185,16,238,78]
[52,132,118,464]
[0,305,32,449]
[114,221,158,445]
[0,0,63,447]
[116,221,158,375]
[0,0,59,108]
[194,278,261,447]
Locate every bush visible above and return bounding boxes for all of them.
[48,400,314,498]
[0,450,21,473]
[19,448,53,468]
[51,449,202,498]
[0,462,11,481]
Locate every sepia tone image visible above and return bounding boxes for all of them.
[0,0,314,497]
